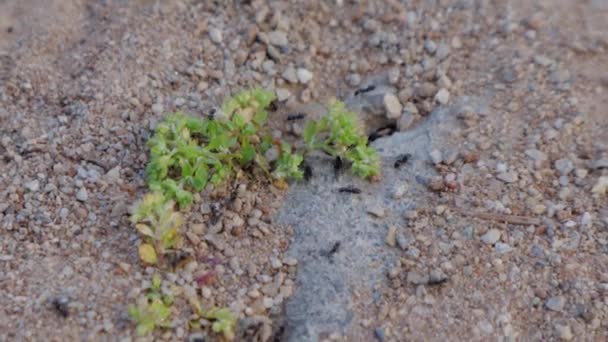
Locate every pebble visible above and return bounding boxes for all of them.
[383,93,402,119]
[406,271,429,285]
[270,257,283,269]
[346,73,362,86]
[554,324,573,341]
[267,30,288,47]
[554,158,574,176]
[367,204,386,218]
[24,180,40,192]
[282,65,298,84]
[525,149,547,161]
[262,297,274,309]
[392,183,408,199]
[545,296,565,311]
[283,257,298,266]
[209,28,223,44]
[397,111,415,131]
[385,226,397,247]
[424,40,437,54]
[591,176,608,195]
[434,89,450,105]
[494,243,512,253]
[276,88,291,102]
[481,229,501,244]
[429,149,443,164]
[496,171,518,183]
[373,327,385,341]
[76,188,88,202]
[396,234,412,250]
[297,68,313,84]
[151,103,163,114]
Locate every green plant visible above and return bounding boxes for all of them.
[128,274,173,336]
[130,192,182,265]
[132,88,305,264]
[144,88,303,209]
[205,307,237,340]
[304,101,381,179]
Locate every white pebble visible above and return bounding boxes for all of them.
[297,68,313,84]
[434,88,450,105]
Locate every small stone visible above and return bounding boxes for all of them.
[346,73,361,87]
[436,43,450,60]
[296,68,313,84]
[396,234,412,250]
[270,257,282,269]
[383,93,402,120]
[545,296,565,311]
[388,68,400,85]
[424,40,437,54]
[591,157,608,170]
[429,149,443,164]
[554,158,574,176]
[262,297,274,309]
[267,30,288,47]
[276,88,291,102]
[451,36,462,49]
[264,146,280,163]
[554,324,573,341]
[397,111,415,131]
[385,226,397,247]
[367,205,386,218]
[24,180,40,192]
[373,327,385,341]
[406,271,429,285]
[591,176,608,196]
[76,188,88,202]
[209,28,223,44]
[525,149,547,161]
[392,183,408,199]
[282,65,298,84]
[151,103,163,114]
[283,257,298,266]
[496,171,518,183]
[434,89,450,105]
[481,229,501,244]
[494,243,512,253]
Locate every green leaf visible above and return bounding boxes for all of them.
[303,121,318,149]
[151,274,162,291]
[139,244,158,264]
[252,109,267,126]
[206,307,237,340]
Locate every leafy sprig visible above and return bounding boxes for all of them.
[304,101,380,179]
[128,274,173,336]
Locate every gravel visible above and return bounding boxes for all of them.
[2,1,607,341]
[481,229,501,244]
[296,68,313,84]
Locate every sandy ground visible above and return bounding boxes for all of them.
[1,0,607,341]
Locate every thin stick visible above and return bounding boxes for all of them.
[453,207,541,226]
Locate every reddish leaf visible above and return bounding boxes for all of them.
[196,271,217,286]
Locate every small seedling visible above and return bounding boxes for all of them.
[304,101,381,179]
[130,192,182,265]
[128,274,173,336]
[205,307,237,340]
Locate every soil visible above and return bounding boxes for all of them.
[1,0,607,341]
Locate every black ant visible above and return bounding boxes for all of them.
[368,123,396,143]
[394,153,411,169]
[333,157,343,179]
[286,113,306,121]
[354,85,376,96]
[337,186,361,194]
[302,161,313,181]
